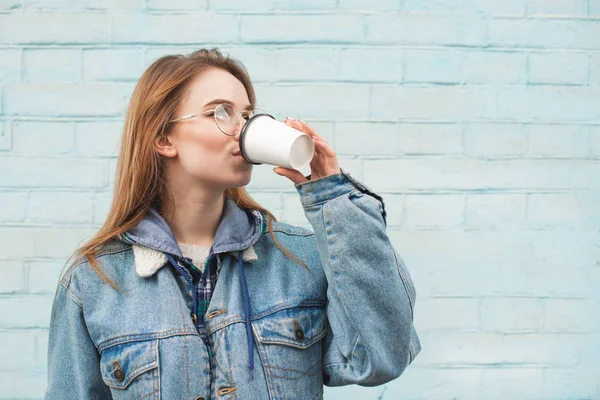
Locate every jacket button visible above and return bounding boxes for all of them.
[191,313,197,324]
[195,397,205,400]
[295,327,304,341]
[114,368,125,381]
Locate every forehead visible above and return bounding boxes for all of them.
[181,67,251,109]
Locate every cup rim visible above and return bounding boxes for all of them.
[239,113,274,165]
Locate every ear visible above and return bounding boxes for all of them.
[154,133,177,158]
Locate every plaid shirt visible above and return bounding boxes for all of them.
[176,256,218,357]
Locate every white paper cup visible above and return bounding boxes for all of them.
[239,114,315,170]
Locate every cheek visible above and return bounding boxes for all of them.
[176,129,228,169]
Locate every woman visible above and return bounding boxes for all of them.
[45,48,420,399]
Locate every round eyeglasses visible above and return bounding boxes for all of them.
[169,103,263,136]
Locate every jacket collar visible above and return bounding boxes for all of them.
[121,195,263,278]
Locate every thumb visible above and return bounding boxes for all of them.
[273,167,308,185]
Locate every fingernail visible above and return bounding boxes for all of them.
[286,117,296,121]
[299,119,307,124]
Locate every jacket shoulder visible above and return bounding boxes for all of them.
[59,238,132,288]
[270,220,315,237]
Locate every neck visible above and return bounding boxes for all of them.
[161,184,225,248]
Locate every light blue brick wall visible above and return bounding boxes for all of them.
[0,0,599,398]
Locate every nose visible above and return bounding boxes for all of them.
[232,119,247,140]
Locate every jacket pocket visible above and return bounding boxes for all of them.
[99,339,159,399]
[253,305,326,399]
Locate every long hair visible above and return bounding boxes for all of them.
[69,48,307,290]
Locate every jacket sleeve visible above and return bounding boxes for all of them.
[45,271,113,399]
[295,169,421,387]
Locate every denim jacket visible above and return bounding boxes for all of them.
[45,170,421,400]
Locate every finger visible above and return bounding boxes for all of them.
[313,136,336,157]
[298,120,327,142]
[273,167,309,185]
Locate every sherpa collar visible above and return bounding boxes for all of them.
[121,195,263,278]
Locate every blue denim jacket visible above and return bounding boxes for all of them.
[45,170,421,400]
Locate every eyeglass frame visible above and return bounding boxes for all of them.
[168,103,261,136]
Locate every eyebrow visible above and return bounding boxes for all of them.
[203,99,253,111]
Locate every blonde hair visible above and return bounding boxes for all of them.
[70,48,306,290]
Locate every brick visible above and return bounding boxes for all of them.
[26,0,84,8]
[88,0,144,8]
[244,191,282,218]
[464,51,527,85]
[83,49,145,81]
[527,124,589,158]
[398,123,462,155]
[272,48,338,82]
[338,0,398,10]
[364,158,487,190]
[481,298,543,333]
[112,13,238,44]
[334,122,398,156]
[366,14,487,46]
[12,120,74,155]
[371,85,496,120]
[0,370,47,399]
[0,191,27,223]
[591,126,600,156]
[0,48,20,82]
[256,84,370,120]
[543,298,600,333]
[241,15,364,44]
[147,0,207,9]
[28,261,65,293]
[404,49,463,84]
[0,331,37,370]
[497,87,600,122]
[216,46,275,84]
[0,157,106,188]
[527,0,587,17]
[0,0,22,10]
[281,193,310,228]
[246,163,296,191]
[489,19,600,50]
[592,54,600,86]
[339,48,402,83]
[74,121,121,157]
[4,83,127,117]
[542,368,600,399]
[528,52,589,86]
[414,298,479,332]
[470,0,526,16]
[526,193,585,227]
[0,120,10,150]
[108,158,118,185]
[0,261,26,293]
[28,191,94,224]
[503,333,589,366]
[207,0,274,11]
[418,332,504,365]
[0,228,33,258]
[93,191,113,225]
[388,368,482,400]
[380,193,403,227]
[0,12,109,44]
[486,159,599,190]
[592,1,600,16]
[466,194,526,229]
[0,295,53,328]
[404,194,465,229]
[464,123,526,157]
[481,369,544,400]
[31,227,96,258]
[274,0,337,10]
